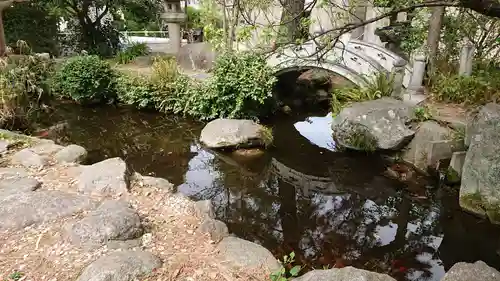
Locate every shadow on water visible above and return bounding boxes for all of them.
[38,103,500,281]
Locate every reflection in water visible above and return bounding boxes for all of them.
[41,105,500,281]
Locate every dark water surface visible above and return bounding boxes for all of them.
[39,104,500,281]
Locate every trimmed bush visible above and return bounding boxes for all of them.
[52,55,118,104]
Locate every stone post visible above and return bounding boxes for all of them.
[161,0,186,54]
[350,0,366,40]
[459,41,474,76]
[391,58,406,100]
[408,54,426,95]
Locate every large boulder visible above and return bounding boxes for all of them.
[293,267,397,281]
[460,103,500,223]
[77,158,129,197]
[200,119,272,149]
[402,121,452,171]
[0,190,97,231]
[441,261,499,281]
[77,250,161,281]
[216,236,280,273]
[331,98,415,151]
[66,200,143,250]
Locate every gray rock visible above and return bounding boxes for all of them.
[0,190,97,231]
[55,144,88,163]
[77,158,129,197]
[332,98,415,151]
[176,42,216,71]
[194,200,215,219]
[449,151,467,178]
[293,267,397,281]
[29,141,64,156]
[0,140,9,153]
[460,103,500,223]
[216,236,280,272]
[198,218,228,242]
[402,121,452,171]
[441,261,500,281]
[66,200,143,250]
[77,250,161,281]
[11,148,49,169]
[132,173,174,192]
[0,167,40,196]
[200,119,271,149]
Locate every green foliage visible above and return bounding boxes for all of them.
[116,74,161,109]
[331,72,394,116]
[4,1,59,55]
[259,126,274,148]
[118,52,276,120]
[7,271,24,281]
[116,43,150,64]
[0,55,54,129]
[52,55,118,104]
[430,72,500,105]
[414,105,433,122]
[270,252,302,281]
[186,6,203,29]
[120,0,161,31]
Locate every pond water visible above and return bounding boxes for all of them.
[38,103,500,281]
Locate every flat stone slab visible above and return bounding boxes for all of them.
[0,190,97,231]
[132,173,174,192]
[29,141,64,156]
[197,218,228,242]
[200,119,270,149]
[55,144,88,163]
[77,158,129,197]
[441,261,499,281]
[11,148,49,169]
[77,250,161,281]
[216,236,280,273]
[66,200,143,250]
[294,267,397,281]
[0,167,40,196]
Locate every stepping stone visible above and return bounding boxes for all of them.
[77,158,129,197]
[0,167,40,196]
[11,148,49,169]
[66,200,143,250]
[77,250,161,281]
[55,144,88,163]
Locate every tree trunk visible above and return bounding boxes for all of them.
[0,11,5,56]
[227,0,239,51]
[278,0,306,43]
[426,6,445,71]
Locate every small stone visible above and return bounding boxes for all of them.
[11,148,49,169]
[77,158,129,197]
[198,218,229,242]
[0,140,9,153]
[293,267,396,281]
[134,174,174,192]
[441,261,499,281]
[194,200,214,219]
[29,141,64,156]
[141,233,153,247]
[55,145,88,163]
[216,236,280,273]
[76,250,161,281]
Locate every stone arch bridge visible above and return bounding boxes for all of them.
[267,39,413,88]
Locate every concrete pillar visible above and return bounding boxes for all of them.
[459,41,474,76]
[167,22,181,53]
[391,58,406,100]
[408,54,426,95]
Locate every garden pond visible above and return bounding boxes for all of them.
[36,103,500,281]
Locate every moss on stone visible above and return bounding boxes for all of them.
[460,191,500,224]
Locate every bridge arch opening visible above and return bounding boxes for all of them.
[273,66,356,112]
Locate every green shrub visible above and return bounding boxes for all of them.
[0,55,54,129]
[116,43,150,64]
[431,74,500,104]
[52,55,118,104]
[194,51,277,119]
[331,72,393,116]
[116,74,162,109]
